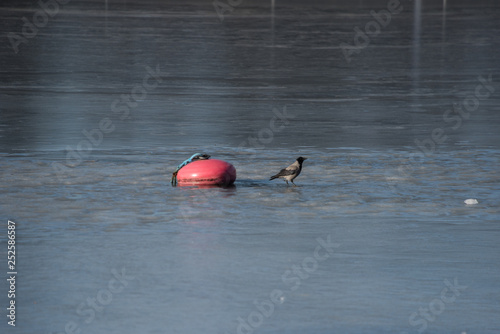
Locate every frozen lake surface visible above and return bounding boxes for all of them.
[1,0,499,333]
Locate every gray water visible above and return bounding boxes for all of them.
[1,0,500,333]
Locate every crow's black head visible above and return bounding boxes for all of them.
[297,157,307,163]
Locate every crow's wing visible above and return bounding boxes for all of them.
[273,165,298,177]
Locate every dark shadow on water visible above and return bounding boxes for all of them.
[235,179,269,187]
[175,183,237,192]
[236,179,306,192]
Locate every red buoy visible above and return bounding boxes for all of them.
[176,159,236,186]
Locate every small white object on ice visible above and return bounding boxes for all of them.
[464,199,479,205]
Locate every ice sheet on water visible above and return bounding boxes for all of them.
[2,146,498,227]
